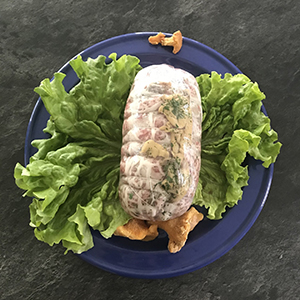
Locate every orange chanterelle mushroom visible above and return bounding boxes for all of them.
[148,30,183,54]
[114,207,204,253]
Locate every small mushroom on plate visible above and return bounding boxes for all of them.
[148,30,183,54]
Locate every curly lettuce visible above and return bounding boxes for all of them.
[14,57,281,254]
[192,72,282,219]
[14,53,141,253]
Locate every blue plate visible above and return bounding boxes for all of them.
[25,32,273,279]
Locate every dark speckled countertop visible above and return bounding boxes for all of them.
[1,1,299,299]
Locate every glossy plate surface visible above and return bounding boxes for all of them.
[25,32,273,279]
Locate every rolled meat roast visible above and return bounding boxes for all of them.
[119,64,202,221]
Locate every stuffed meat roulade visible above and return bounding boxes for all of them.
[119,64,202,221]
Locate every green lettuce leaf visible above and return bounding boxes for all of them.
[193,72,282,219]
[14,53,141,253]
